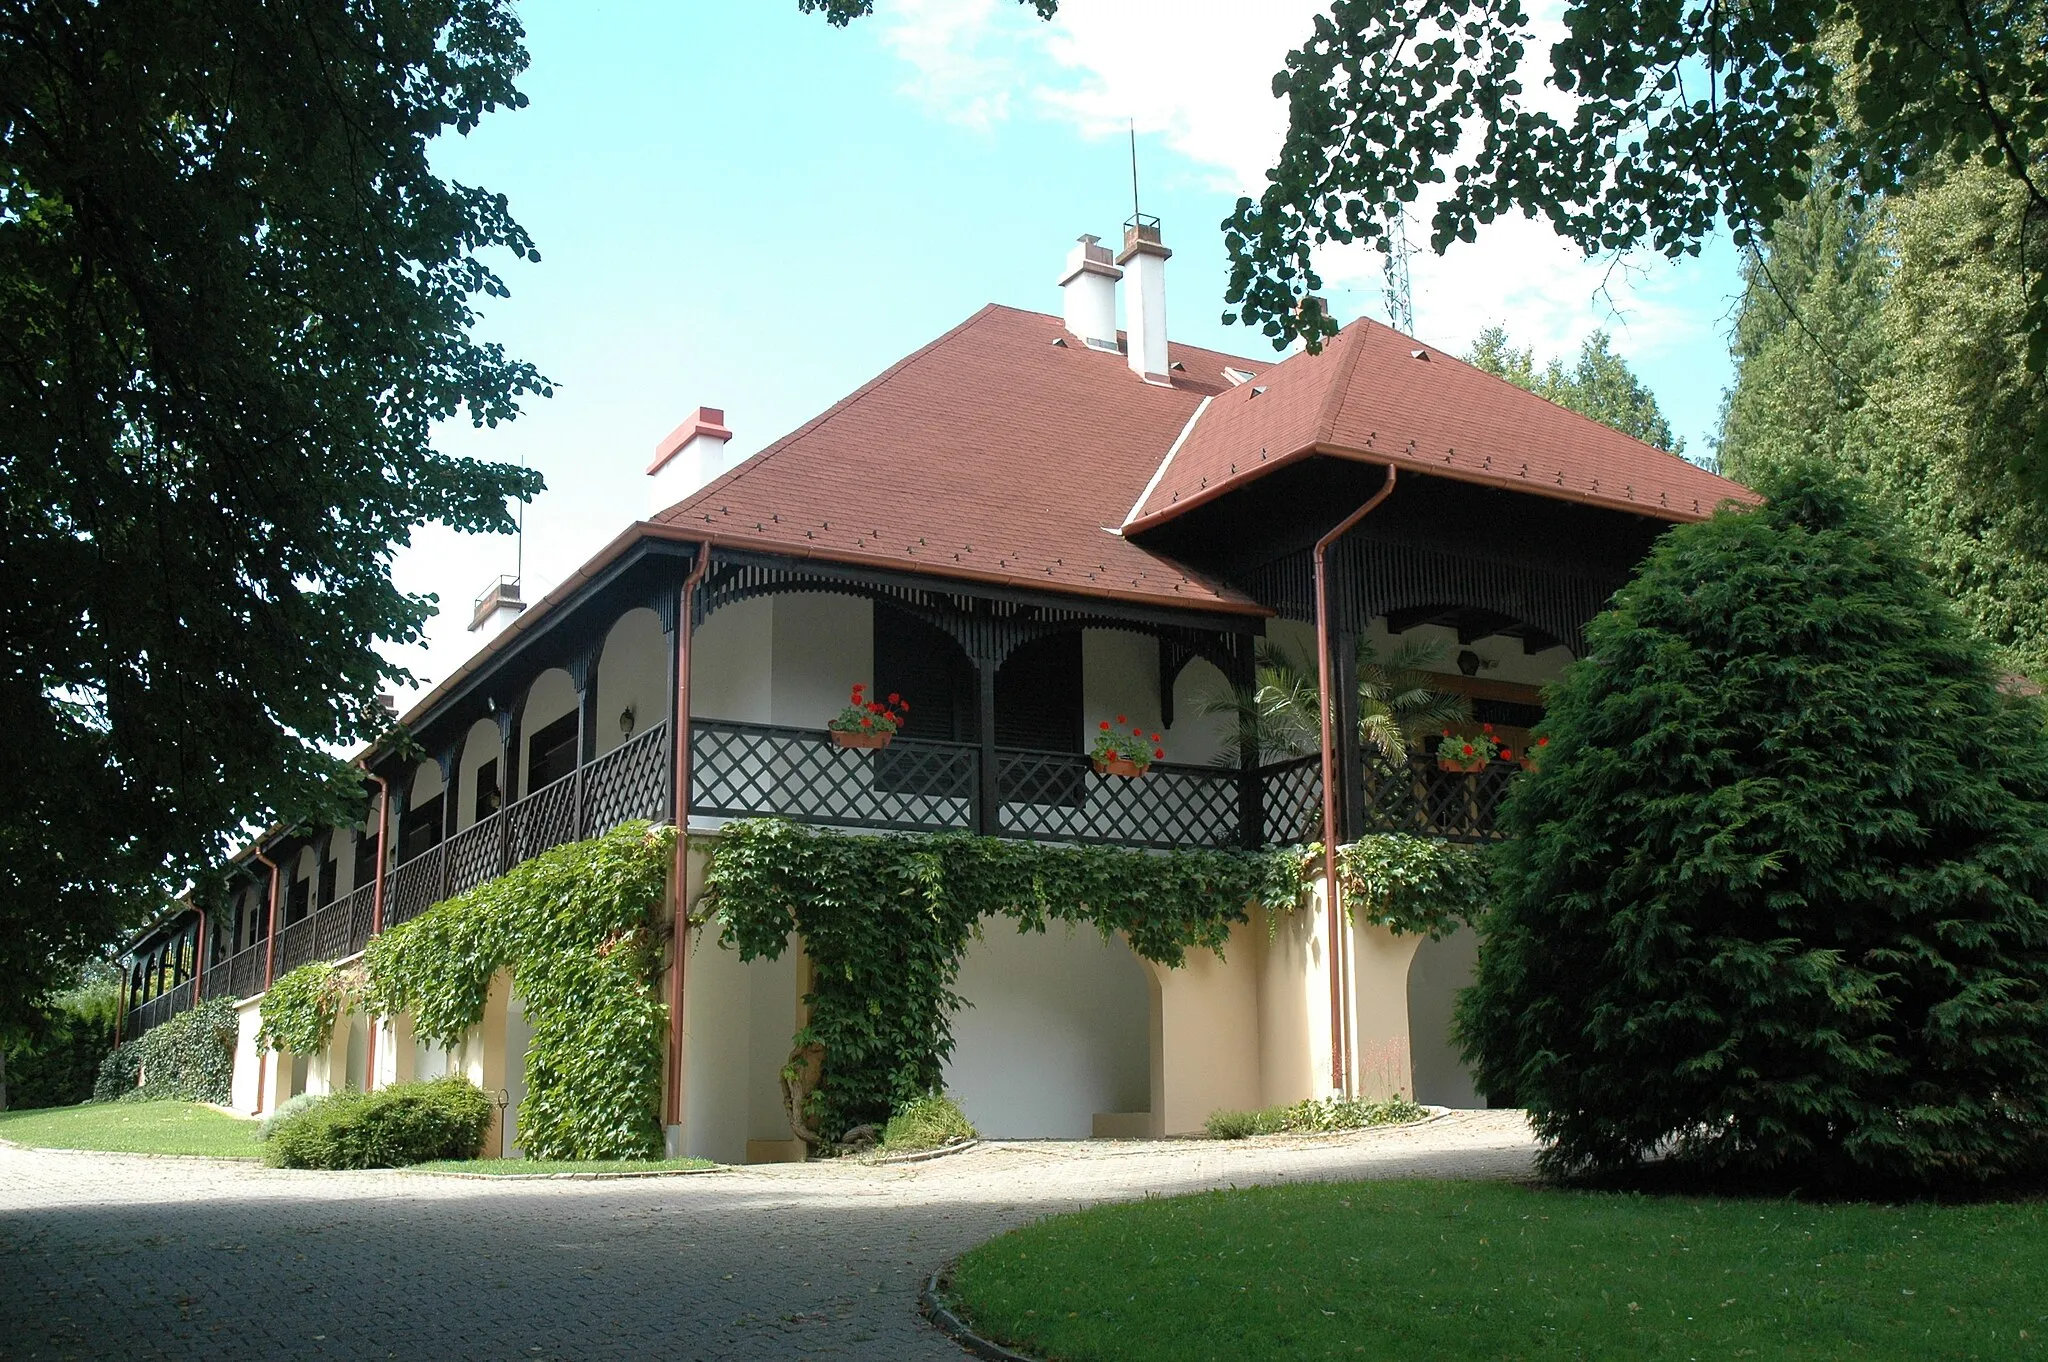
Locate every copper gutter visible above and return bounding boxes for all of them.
[1313,465,1398,1096]
[665,543,714,1131]
[191,909,207,1011]
[251,847,282,1114]
[361,769,391,1091]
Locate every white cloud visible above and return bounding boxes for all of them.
[874,0,1709,366]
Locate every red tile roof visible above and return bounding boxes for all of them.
[653,305,1755,614]
[654,305,1269,613]
[1124,319,1756,530]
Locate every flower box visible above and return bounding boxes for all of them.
[827,683,909,748]
[831,729,893,751]
[1092,754,1147,778]
[1090,716,1163,777]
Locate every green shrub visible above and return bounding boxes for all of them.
[878,1094,975,1152]
[126,997,236,1104]
[263,1077,492,1169]
[1204,1096,1426,1140]
[1460,464,2048,1190]
[258,1091,325,1141]
[4,982,118,1109]
[92,1041,142,1103]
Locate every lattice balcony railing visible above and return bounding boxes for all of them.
[509,771,576,862]
[443,815,504,899]
[585,724,671,834]
[994,749,1243,851]
[1259,755,1324,846]
[693,719,975,833]
[1361,753,1517,844]
[125,982,196,1039]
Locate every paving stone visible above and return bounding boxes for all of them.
[0,1112,1534,1360]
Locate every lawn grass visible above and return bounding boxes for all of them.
[0,1101,260,1159]
[949,1179,2048,1360]
[407,1157,716,1176]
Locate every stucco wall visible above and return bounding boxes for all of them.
[595,607,669,758]
[1408,926,1483,1108]
[943,921,1150,1139]
[771,593,873,728]
[692,596,772,723]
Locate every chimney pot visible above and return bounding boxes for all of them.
[469,574,526,641]
[1058,234,1122,350]
[1116,215,1172,385]
[648,406,736,514]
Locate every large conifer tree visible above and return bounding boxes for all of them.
[1459,463,2048,1190]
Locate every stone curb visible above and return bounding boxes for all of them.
[920,1266,1043,1362]
[0,1136,260,1163]
[396,1164,727,1182]
[870,1137,979,1166]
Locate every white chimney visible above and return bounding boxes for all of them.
[468,575,526,642]
[1118,217,1172,385]
[1059,234,1122,350]
[647,406,735,514]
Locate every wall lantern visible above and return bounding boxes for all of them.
[618,706,636,737]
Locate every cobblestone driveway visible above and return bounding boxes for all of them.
[0,1111,1534,1361]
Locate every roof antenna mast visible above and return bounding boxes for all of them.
[1129,118,1141,221]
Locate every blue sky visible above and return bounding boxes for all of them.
[396,0,1746,695]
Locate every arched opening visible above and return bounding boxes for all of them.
[1407,927,1484,1108]
[943,921,1152,1138]
[594,607,668,757]
[518,668,577,795]
[455,716,502,831]
[399,760,445,862]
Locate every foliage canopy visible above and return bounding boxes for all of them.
[1468,328,1683,453]
[0,0,547,1025]
[1459,463,2048,1189]
[1721,163,2048,678]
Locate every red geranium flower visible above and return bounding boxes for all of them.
[1461,744,1475,757]
[1536,736,1550,747]
[861,716,874,728]
[888,692,901,704]
[1116,714,1127,725]
[1150,733,1161,742]
[1500,748,1514,761]
[1100,720,1111,731]
[1482,722,1495,734]
[1153,748,1164,759]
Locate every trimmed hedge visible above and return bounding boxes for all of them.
[262,1077,492,1169]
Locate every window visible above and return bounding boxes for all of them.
[474,758,501,822]
[994,632,1082,752]
[285,873,311,926]
[527,712,578,792]
[399,793,444,863]
[873,606,977,799]
[353,827,379,890]
[317,848,338,908]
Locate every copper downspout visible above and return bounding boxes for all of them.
[665,543,714,1131]
[361,769,391,1091]
[1314,465,1398,1096]
[251,847,283,1114]
[191,909,207,1009]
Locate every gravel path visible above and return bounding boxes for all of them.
[0,1110,1535,1361]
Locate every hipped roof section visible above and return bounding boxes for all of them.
[653,305,1266,613]
[1123,319,1756,531]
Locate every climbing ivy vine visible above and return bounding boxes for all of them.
[360,822,674,1160]
[1336,836,1491,940]
[257,961,359,1058]
[703,819,1304,1141]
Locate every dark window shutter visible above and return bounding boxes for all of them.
[874,605,978,742]
[400,794,444,862]
[527,712,579,791]
[994,632,1082,752]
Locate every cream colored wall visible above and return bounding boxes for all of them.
[771,593,872,727]
[1257,897,1335,1108]
[409,759,443,810]
[518,668,578,793]
[1142,919,1265,1136]
[692,596,772,723]
[1408,926,1483,1108]
[455,716,501,831]
[1346,919,1424,1100]
[230,998,265,1113]
[595,607,669,758]
[944,921,1150,1138]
